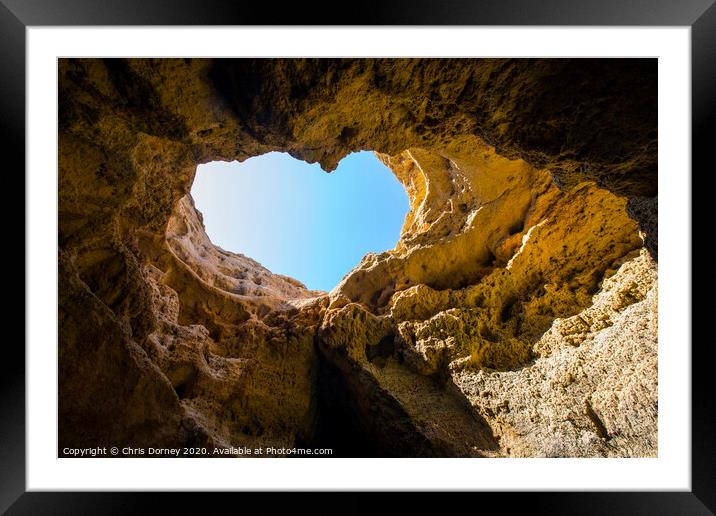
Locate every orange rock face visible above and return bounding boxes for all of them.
[59,58,657,457]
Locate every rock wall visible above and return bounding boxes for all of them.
[58,58,657,457]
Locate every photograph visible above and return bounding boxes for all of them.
[57,57,659,459]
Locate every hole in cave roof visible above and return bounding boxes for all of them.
[190,151,409,292]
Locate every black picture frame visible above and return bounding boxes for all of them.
[5,0,714,513]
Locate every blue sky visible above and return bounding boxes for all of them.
[191,151,409,292]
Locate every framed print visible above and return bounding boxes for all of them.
[7,0,714,513]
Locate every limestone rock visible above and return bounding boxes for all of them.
[58,58,657,457]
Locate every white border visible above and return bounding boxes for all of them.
[27,27,691,491]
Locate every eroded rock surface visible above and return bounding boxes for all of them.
[59,58,657,457]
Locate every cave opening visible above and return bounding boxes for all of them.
[191,151,409,292]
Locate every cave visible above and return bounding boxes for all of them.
[58,58,658,458]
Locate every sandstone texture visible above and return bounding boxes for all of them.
[59,58,657,457]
